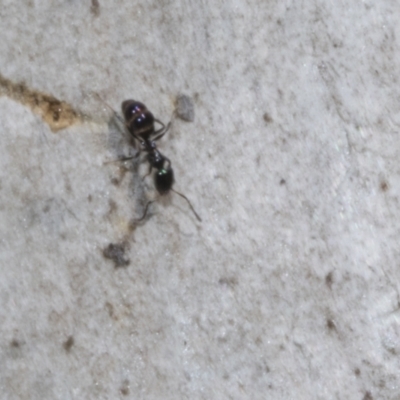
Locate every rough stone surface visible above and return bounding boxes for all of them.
[1,1,400,399]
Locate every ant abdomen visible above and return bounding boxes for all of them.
[122,99,155,139]
[121,100,146,119]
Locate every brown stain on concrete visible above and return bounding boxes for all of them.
[0,73,82,132]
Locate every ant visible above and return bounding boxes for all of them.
[100,96,201,222]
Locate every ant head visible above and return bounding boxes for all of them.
[155,166,174,195]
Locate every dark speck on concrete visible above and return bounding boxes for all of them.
[103,243,130,268]
[63,335,74,351]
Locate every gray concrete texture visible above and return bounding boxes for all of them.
[1,1,400,399]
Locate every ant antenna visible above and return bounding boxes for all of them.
[135,201,155,222]
[135,193,201,223]
[172,189,202,222]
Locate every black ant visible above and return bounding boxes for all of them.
[100,97,201,222]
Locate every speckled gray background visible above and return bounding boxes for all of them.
[1,1,400,399]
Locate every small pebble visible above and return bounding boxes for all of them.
[175,94,195,122]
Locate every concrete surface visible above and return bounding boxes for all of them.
[1,1,400,399]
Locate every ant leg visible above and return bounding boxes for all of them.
[154,118,166,132]
[103,155,137,165]
[142,165,152,181]
[95,93,125,124]
[171,189,202,222]
[162,155,172,169]
[152,120,171,141]
[135,201,155,222]
[95,93,144,145]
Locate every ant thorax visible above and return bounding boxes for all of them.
[146,147,165,169]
